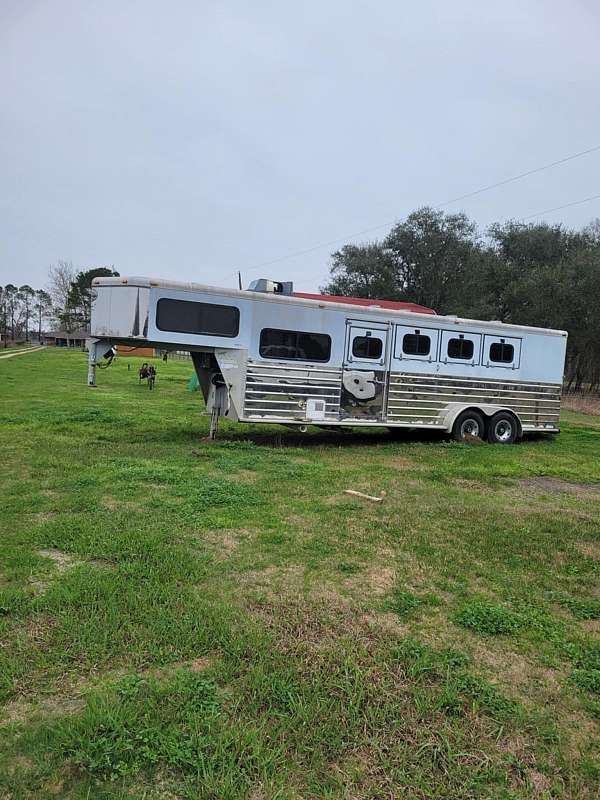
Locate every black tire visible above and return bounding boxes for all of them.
[487,412,517,444]
[452,409,486,442]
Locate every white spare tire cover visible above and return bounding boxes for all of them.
[343,370,376,400]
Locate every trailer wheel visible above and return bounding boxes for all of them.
[452,410,486,442]
[487,412,517,444]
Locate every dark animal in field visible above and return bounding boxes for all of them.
[138,363,157,390]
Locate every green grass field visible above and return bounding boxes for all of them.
[1,349,599,799]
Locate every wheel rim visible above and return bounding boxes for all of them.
[460,418,480,438]
[494,419,513,442]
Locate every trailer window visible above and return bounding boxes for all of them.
[403,332,431,356]
[447,337,474,360]
[352,335,383,360]
[489,341,514,363]
[156,298,239,337]
[259,328,331,362]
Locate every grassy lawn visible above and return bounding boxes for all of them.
[1,349,599,799]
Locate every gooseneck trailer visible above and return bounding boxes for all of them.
[89,276,567,443]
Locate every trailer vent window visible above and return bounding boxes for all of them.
[489,341,514,363]
[447,337,474,360]
[156,299,239,337]
[259,328,331,362]
[403,332,431,356]
[352,336,383,359]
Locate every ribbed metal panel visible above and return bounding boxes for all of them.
[243,361,342,422]
[387,372,561,429]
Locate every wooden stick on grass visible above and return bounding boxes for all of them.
[344,489,385,503]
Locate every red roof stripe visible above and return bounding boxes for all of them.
[292,292,436,315]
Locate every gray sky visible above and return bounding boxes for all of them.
[1,0,599,291]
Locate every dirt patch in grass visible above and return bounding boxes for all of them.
[248,785,267,800]
[332,709,542,799]
[139,655,215,680]
[468,638,557,697]
[451,478,489,490]
[527,769,552,797]
[20,614,59,646]
[196,528,255,558]
[343,563,396,599]
[324,493,354,506]
[29,550,114,593]
[100,496,144,512]
[419,625,599,761]
[29,549,82,593]
[35,549,77,571]
[29,511,58,522]
[580,619,600,635]
[518,477,600,497]
[575,541,600,560]
[1,754,35,782]
[398,478,425,489]
[1,691,85,726]
[386,455,423,471]
[240,564,306,601]
[246,596,386,656]
[231,469,259,484]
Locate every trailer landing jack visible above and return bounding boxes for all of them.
[209,407,220,439]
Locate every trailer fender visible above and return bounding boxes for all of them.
[441,403,523,436]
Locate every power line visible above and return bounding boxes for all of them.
[521,193,600,221]
[231,143,600,279]
[434,143,600,209]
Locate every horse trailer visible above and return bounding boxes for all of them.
[88,275,568,443]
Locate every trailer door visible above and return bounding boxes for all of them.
[341,321,390,421]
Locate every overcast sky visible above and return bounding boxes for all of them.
[1,0,599,291]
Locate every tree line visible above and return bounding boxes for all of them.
[0,262,118,346]
[323,208,600,392]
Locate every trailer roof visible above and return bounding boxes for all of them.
[293,292,436,315]
[92,276,568,337]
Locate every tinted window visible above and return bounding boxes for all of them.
[259,328,331,362]
[489,341,514,363]
[352,335,383,359]
[403,332,431,356]
[448,337,474,360]
[156,298,239,337]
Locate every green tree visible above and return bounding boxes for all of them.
[0,287,7,347]
[65,267,119,331]
[324,208,489,314]
[33,289,53,340]
[322,210,600,392]
[18,285,35,341]
[3,284,19,340]
[324,243,397,299]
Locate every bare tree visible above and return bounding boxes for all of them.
[47,260,76,331]
[583,217,600,243]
